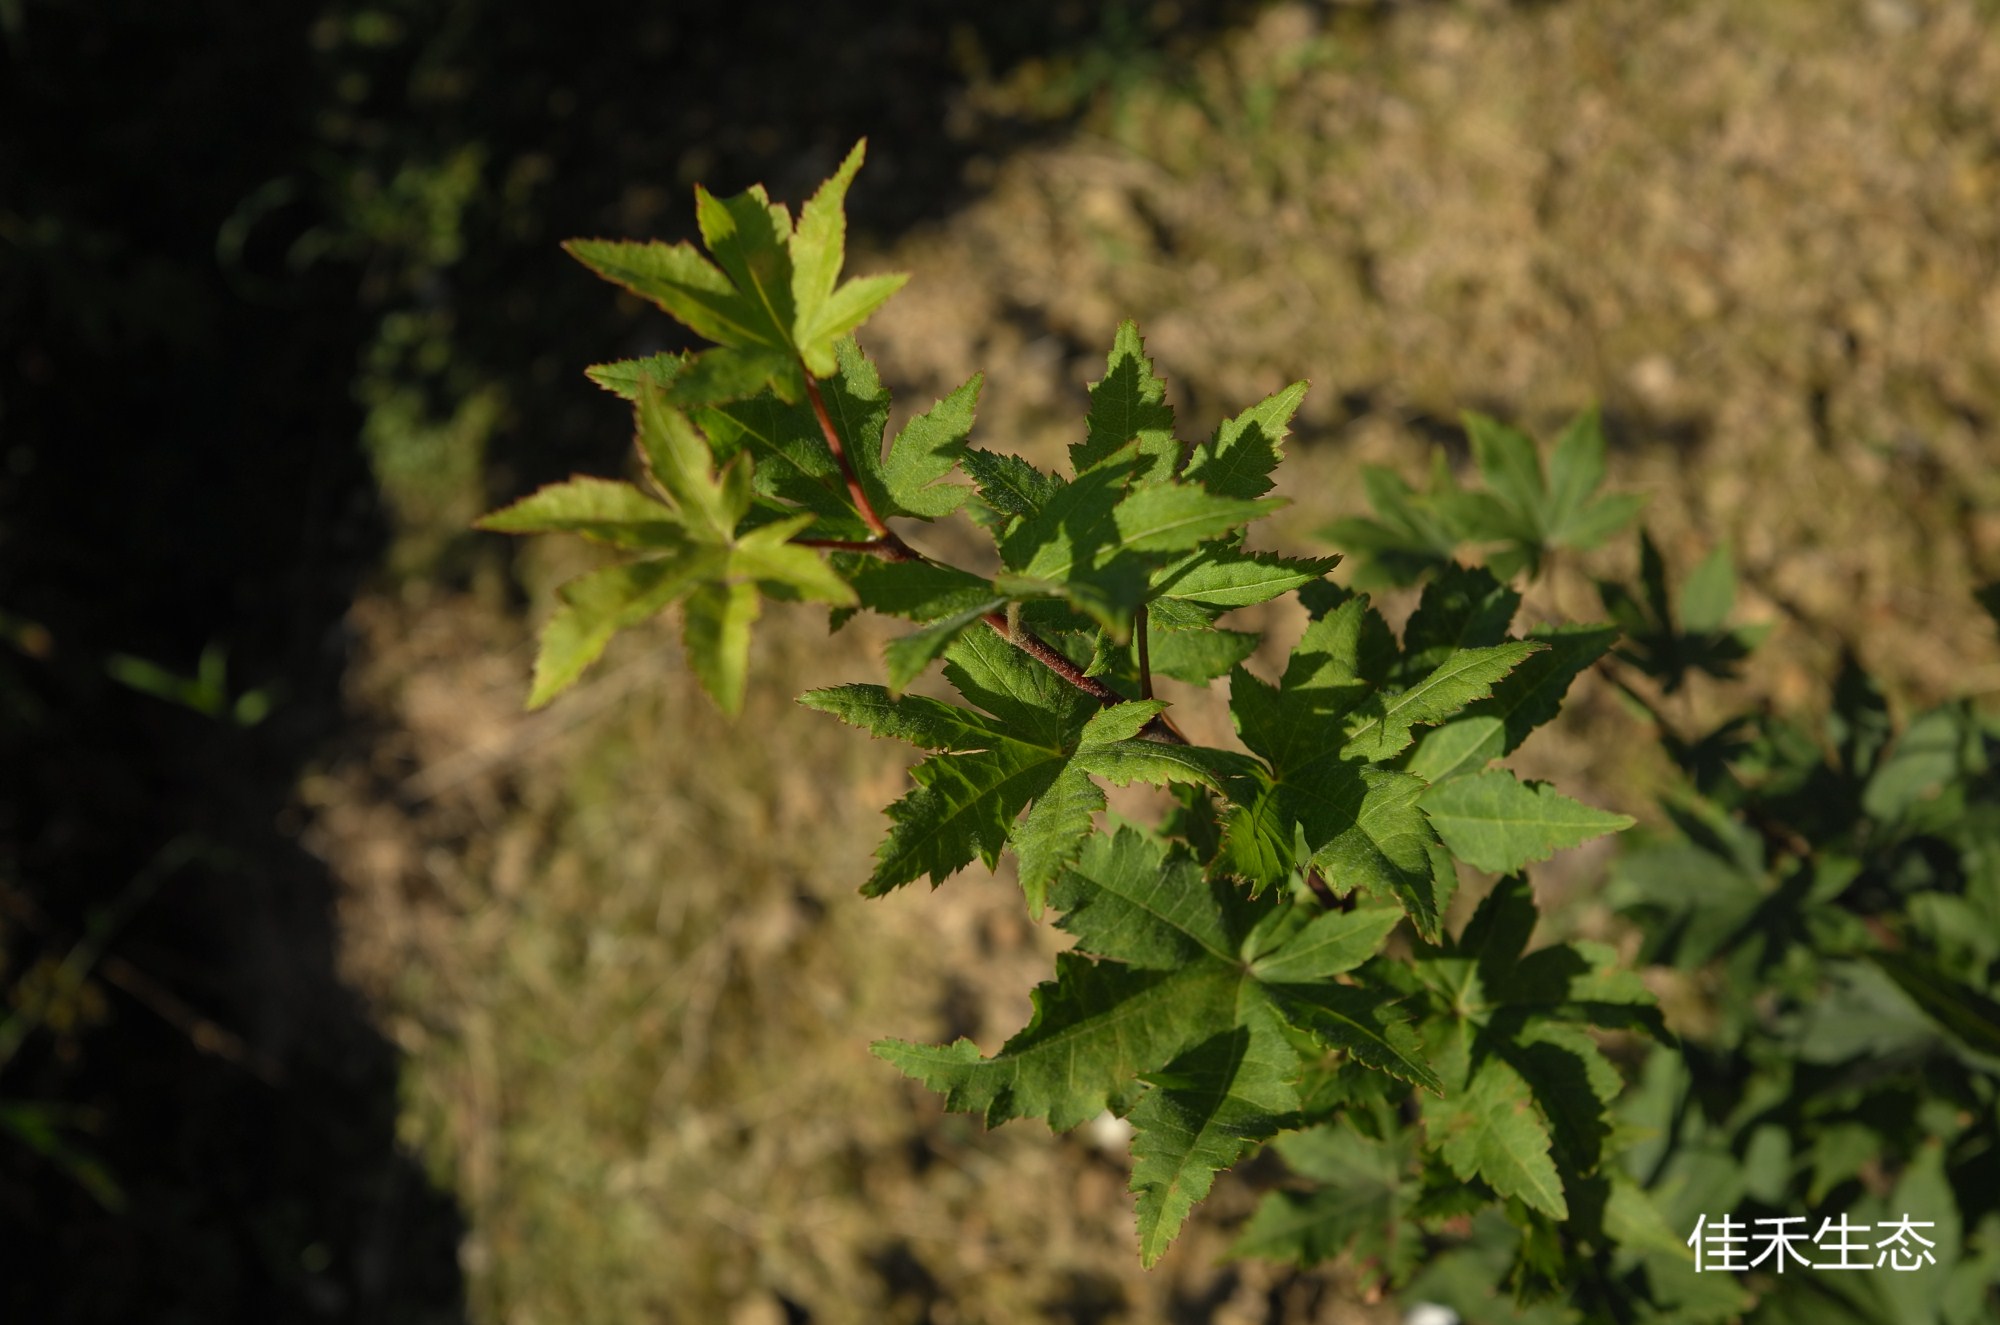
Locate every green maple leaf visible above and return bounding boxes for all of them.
[517,553,722,708]
[1150,547,1340,621]
[1071,546,1336,690]
[1384,878,1664,1218]
[1439,410,1646,580]
[801,630,1254,911]
[1318,452,1466,589]
[1422,1031,1570,1219]
[960,448,1062,529]
[1324,411,1643,586]
[1129,1016,1300,1266]
[696,339,978,540]
[875,828,1438,1263]
[565,140,906,403]
[1418,770,1634,875]
[1183,380,1309,500]
[1221,595,1539,933]
[1405,623,1618,783]
[1393,562,1521,679]
[582,351,684,401]
[477,475,686,550]
[1072,320,1179,479]
[997,449,1283,638]
[1231,1119,1423,1278]
[479,385,855,712]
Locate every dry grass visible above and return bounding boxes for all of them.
[311,3,2000,1321]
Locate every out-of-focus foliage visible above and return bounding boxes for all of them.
[1289,422,2000,1323]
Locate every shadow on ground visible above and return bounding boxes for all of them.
[0,1,1277,1319]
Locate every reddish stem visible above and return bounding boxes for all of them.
[794,364,1185,745]
[802,370,890,538]
[795,536,918,561]
[981,612,1188,746]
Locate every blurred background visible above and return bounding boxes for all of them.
[3,1,1998,1321]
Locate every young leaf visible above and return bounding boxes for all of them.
[681,578,761,716]
[567,140,906,397]
[527,555,717,708]
[564,237,762,349]
[476,476,684,550]
[584,351,684,400]
[728,516,858,607]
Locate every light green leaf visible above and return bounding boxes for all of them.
[1418,770,1634,875]
[528,554,713,708]
[635,385,739,539]
[880,373,982,518]
[728,516,857,605]
[563,237,754,347]
[789,140,863,345]
[584,351,684,400]
[681,577,760,715]
[799,273,908,370]
[476,476,683,549]
[693,182,797,352]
